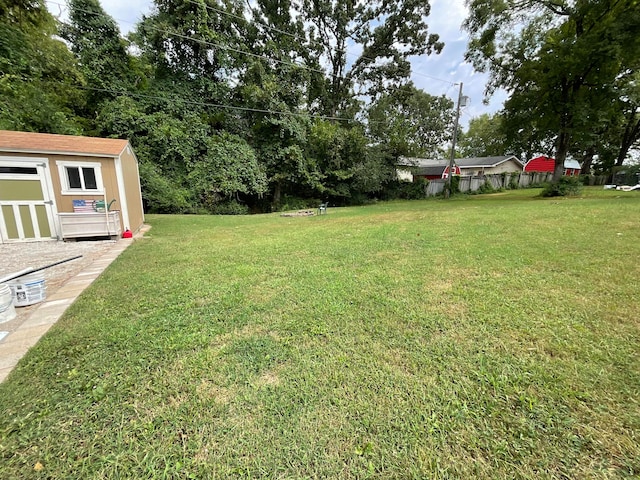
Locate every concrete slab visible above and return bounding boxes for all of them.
[0,225,150,384]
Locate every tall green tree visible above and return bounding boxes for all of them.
[302,0,444,116]
[188,132,268,209]
[465,0,640,181]
[61,0,141,122]
[0,0,84,132]
[232,0,320,208]
[368,84,454,160]
[458,113,508,158]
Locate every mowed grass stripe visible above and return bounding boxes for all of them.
[1,188,639,478]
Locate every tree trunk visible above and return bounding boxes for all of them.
[273,180,282,206]
[553,130,571,182]
[581,145,595,174]
[615,111,640,166]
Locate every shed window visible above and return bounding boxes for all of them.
[0,166,38,175]
[66,166,97,190]
[57,161,104,194]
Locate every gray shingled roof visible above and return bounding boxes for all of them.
[398,157,449,167]
[400,155,524,169]
[454,156,523,168]
[415,166,446,176]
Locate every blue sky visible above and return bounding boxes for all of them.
[49,0,508,129]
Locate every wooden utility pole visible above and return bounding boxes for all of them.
[447,82,464,198]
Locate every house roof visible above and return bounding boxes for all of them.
[454,156,524,168]
[564,159,581,170]
[415,166,447,176]
[0,130,129,157]
[399,157,449,168]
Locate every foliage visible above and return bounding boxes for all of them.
[0,0,456,212]
[541,175,583,197]
[301,0,444,115]
[368,84,454,159]
[458,113,508,158]
[277,195,322,212]
[382,178,428,200]
[447,174,460,195]
[209,199,249,215]
[137,159,192,213]
[188,132,268,211]
[305,120,370,199]
[0,0,84,132]
[465,0,640,181]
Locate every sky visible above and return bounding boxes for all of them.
[47,0,508,130]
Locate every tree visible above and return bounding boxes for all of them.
[133,0,244,83]
[465,0,640,182]
[301,0,444,116]
[61,0,142,127]
[367,84,454,159]
[0,0,84,133]
[188,132,268,210]
[457,113,508,158]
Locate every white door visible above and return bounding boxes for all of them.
[0,157,58,243]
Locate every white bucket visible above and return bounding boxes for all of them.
[0,283,16,323]
[8,272,46,307]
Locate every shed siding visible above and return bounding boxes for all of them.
[120,146,145,232]
[47,154,125,230]
[460,160,523,176]
[0,135,144,242]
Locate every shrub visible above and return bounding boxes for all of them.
[477,181,496,194]
[210,200,249,215]
[541,176,583,197]
[278,196,321,211]
[382,179,428,200]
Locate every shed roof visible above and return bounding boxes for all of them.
[0,130,129,157]
[455,156,523,168]
[564,159,581,170]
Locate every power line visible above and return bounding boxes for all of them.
[182,0,456,86]
[44,1,458,123]
[47,0,456,87]
[55,82,360,123]
[48,0,333,79]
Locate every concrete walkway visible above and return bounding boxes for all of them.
[0,234,142,383]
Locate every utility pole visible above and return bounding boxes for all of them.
[447,82,464,198]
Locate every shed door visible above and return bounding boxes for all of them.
[0,159,57,243]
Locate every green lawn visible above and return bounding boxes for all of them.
[1,188,639,478]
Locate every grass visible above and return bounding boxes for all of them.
[1,187,639,478]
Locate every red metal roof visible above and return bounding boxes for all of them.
[524,155,555,172]
[0,130,128,157]
[525,156,582,173]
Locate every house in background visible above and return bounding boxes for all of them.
[398,155,523,182]
[454,156,525,176]
[0,130,144,243]
[413,163,461,181]
[397,157,461,182]
[525,155,581,176]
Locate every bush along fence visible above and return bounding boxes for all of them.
[425,172,555,197]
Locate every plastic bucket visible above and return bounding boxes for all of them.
[0,283,16,323]
[8,272,46,307]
